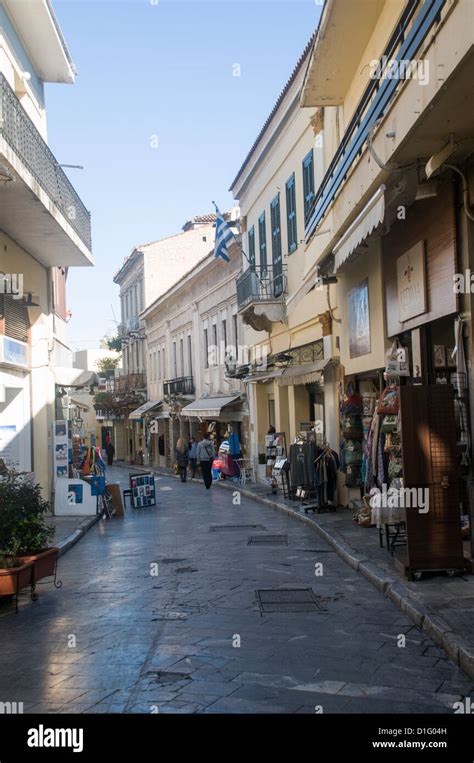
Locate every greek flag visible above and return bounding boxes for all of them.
[213,206,234,263]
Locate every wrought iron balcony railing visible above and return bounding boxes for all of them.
[164,376,195,397]
[0,73,92,250]
[305,0,446,240]
[236,265,287,311]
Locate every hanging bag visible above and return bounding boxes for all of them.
[376,386,400,415]
[385,339,410,377]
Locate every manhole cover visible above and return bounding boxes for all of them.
[256,588,325,613]
[176,567,198,573]
[248,534,288,546]
[147,670,191,685]
[210,524,266,532]
[160,558,187,564]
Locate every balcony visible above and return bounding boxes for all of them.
[304,0,447,241]
[0,73,92,267]
[126,316,140,333]
[113,373,146,395]
[164,376,195,397]
[236,265,287,332]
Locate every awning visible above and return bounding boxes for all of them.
[245,369,283,383]
[54,367,99,388]
[153,411,170,420]
[129,400,162,420]
[333,185,385,272]
[181,395,243,419]
[278,359,330,386]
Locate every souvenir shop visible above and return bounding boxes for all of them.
[347,181,470,578]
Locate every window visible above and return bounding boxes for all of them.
[149,352,153,382]
[157,349,160,381]
[233,314,238,348]
[162,348,166,378]
[212,323,218,366]
[173,341,177,377]
[204,328,209,369]
[303,149,315,217]
[270,195,282,267]
[268,398,276,430]
[222,318,227,352]
[180,338,184,376]
[286,173,298,253]
[258,212,267,272]
[248,226,256,266]
[188,335,193,377]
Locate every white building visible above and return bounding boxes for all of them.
[0,0,93,498]
[141,221,247,468]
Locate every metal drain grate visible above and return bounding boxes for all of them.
[248,534,288,546]
[210,524,266,532]
[256,588,324,613]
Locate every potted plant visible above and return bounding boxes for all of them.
[0,539,34,612]
[0,470,58,587]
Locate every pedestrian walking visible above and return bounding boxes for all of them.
[188,437,198,478]
[175,437,189,482]
[197,432,215,489]
[106,441,115,466]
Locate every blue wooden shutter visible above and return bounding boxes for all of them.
[248,226,256,266]
[286,174,297,253]
[258,212,267,271]
[303,149,315,217]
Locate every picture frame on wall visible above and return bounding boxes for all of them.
[434,345,446,367]
[348,279,371,359]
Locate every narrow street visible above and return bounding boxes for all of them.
[1,466,472,715]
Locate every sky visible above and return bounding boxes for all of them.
[46,0,323,349]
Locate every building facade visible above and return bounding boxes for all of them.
[0,0,93,498]
[229,34,339,476]
[112,216,221,462]
[142,228,247,469]
[296,0,474,569]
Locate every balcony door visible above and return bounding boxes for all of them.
[271,195,283,298]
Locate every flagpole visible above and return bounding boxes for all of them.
[212,201,254,270]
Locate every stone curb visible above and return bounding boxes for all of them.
[56,514,102,557]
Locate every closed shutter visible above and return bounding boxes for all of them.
[0,295,28,342]
[286,174,297,252]
[303,149,315,217]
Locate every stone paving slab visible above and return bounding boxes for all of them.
[1,464,473,714]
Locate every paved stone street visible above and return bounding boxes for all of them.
[1,466,473,714]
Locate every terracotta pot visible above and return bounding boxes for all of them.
[0,561,33,596]
[17,547,59,584]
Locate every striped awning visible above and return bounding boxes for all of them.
[129,400,162,420]
[278,359,330,386]
[333,185,385,272]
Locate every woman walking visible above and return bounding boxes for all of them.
[106,441,115,466]
[175,437,189,482]
[197,432,215,489]
[188,437,198,478]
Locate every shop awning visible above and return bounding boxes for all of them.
[333,185,385,272]
[278,359,331,386]
[54,368,99,388]
[245,369,283,383]
[153,411,170,420]
[129,400,162,420]
[181,395,243,419]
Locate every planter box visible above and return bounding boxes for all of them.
[17,547,59,584]
[0,562,33,596]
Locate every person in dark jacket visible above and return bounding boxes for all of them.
[106,441,115,466]
[196,433,216,489]
[175,437,189,482]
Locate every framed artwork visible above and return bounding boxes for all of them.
[434,345,446,367]
[348,279,371,359]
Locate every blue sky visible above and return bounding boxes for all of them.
[46,0,322,348]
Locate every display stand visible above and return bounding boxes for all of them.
[129,472,156,508]
[265,432,287,495]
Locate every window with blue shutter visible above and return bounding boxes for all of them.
[302,149,315,217]
[270,194,282,268]
[248,226,256,266]
[285,173,298,253]
[258,212,267,272]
